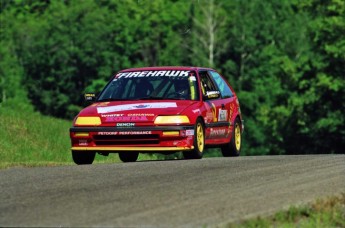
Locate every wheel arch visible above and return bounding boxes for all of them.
[196,116,205,127]
[234,114,244,133]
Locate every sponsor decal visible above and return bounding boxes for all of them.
[105,116,148,122]
[119,131,152,135]
[102,114,154,122]
[102,113,154,117]
[218,109,228,122]
[211,103,217,122]
[210,128,227,137]
[128,113,154,116]
[229,103,235,121]
[97,102,177,113]
[206,91,220,99]
[116,71,190,78]
[116,123,135,127]
[78,140,88,146]
[186,129,195,136]
[98,132,118,135]
[101,114,124,117]
[98,131,152,135]
[192,109,200,114]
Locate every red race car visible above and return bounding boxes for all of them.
[70,67,243,164]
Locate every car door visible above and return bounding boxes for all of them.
[198,70,229,141]
[208,70,237,140]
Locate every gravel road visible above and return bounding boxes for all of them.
[1,155,344,227]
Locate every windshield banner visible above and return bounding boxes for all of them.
[116,70,190,78]
[97,102,177,113]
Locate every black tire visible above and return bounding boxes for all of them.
[183,119,205,159]
[72,151,95,165]
[119,152,139,162]
[221,118,241,157]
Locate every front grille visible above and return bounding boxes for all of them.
[93,134,160,146]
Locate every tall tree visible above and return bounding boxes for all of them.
[188,0,228,67]
[282,0,345,154]
[220,0,312,155]
[0,0,42,104]
[12,1,117,117]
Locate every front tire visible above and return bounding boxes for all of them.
[72,151,95,165]
[119,152,139,162]
[221,118,241,157]
[183,119,205,159]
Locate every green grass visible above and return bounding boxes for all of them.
[0,100,72,166]
[226,194,345,228]
[0,99,158,169]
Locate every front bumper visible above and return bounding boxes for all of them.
[70,126,195,152]
[71,146,192,152]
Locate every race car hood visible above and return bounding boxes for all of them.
[76,100,198,126]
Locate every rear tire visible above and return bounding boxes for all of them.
[183,119,204,159]
[72,151,95,165]
[221,118,241,157]
[119,152,139,162]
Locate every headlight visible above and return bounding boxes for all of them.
[154,115,190,124]
[75,117,101,126]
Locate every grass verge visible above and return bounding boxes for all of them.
[0,99,157,169]
[226,193,345,228]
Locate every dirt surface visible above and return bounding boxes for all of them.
[0,155,344,227]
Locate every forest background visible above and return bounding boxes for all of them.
[1,0,344,156]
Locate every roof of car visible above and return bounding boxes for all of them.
[120,66,215,72]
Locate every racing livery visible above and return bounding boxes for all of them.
[70,67,243,164]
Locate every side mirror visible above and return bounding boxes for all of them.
[203,91,221,100]
[84,93,96,102]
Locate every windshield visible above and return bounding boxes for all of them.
[98,70,199,101]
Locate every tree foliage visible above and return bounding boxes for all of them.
[0,0,343,154]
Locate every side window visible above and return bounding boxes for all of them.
[209,71,233,98]
[199,71,217,95]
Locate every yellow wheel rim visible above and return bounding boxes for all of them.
[196,123,204,152]
[235,123,241,151]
